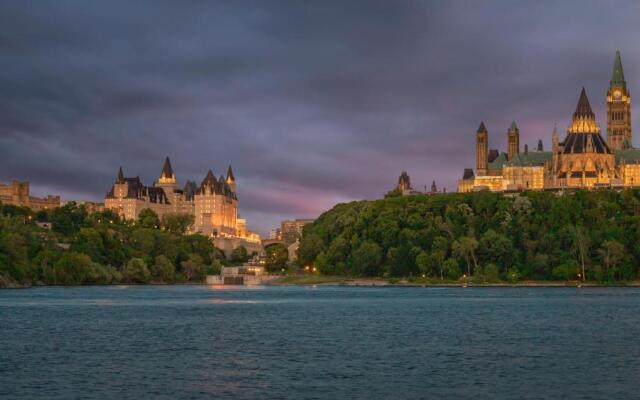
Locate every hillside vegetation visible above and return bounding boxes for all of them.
[0,204,239,287]
[298,190,640,283]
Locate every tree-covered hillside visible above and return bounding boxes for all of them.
[0,203,237,287]
[298,190,640,282]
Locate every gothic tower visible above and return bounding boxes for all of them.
[607,50,632,150]
[476,122,488,176]
[507,121,520,161]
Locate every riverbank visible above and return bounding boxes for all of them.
[269,275,640,287]
[5,275,640,288]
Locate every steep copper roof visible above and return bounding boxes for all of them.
[116,166,124,183]
[477,121,487,133]
[610,50,626,89]
[226,165,235,181]
[573,87,595,119]
[462,168,475,180]
[161,156,174,179]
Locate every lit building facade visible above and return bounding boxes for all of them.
[105,157,257,239]
[0,180,60,211]
[459,51,640,192]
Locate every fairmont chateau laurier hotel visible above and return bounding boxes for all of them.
[105,157,259,242]
[458,51,640,192]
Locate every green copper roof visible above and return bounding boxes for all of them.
[505,151,552,167]
[510,121,518,130]
[610,50,626,88]
[615,149,640,163]
[487,152,508,170]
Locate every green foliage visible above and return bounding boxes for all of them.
[180,253,205,282]
[0,205,224,287]
[265,243,288,272]
[150,255,175,283]
[297,189,640,281]
[230,246,248,263]
[161,213,195,234]
[138,208,160,229]
[122,258,151,284]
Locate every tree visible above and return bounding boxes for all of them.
[444,258,461,280]
[138,208,160,229]
[598,240,625,280]
[265,244,289,272]
[122,258,151,284]
[452,236,478,277]
[53,252,95,285]
[416,250,430,277]
[351,241,383,276]
[181,253,205,281]
[297,233,324,265]
[150,255,175,283]
[431,236,449,280]
[162,213,194,234]
[230,246,248,263]
[573,226,589,282]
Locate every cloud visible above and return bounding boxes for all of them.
[1,0,640,234]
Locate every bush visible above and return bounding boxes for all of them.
[444,258,460,280]
[122,258,151,284]
[150,255,175,283]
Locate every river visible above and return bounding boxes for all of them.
[1,285,639,399]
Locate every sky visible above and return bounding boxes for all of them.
[2,0,640,234]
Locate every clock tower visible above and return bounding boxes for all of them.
[607,50,632,150]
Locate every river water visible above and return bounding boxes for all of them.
[1,285,639,399]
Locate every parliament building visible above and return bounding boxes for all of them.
[458,51,640,192]
[105,157,257,240]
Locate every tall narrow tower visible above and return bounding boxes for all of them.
[607,50,632,150]
[476,122,488,176]
[507,121,520,161]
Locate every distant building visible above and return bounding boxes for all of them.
[269,228,281,240]
[0,180,60,211]
[281,219,314,245]
[105,156,256,239]
[392,171,441,196]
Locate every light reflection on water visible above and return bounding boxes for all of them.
[1,285,640,399]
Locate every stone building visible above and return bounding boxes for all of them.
[0,180,60,211]
[459,51,640,192]
[105,157,256,239]
[280,219,315,245]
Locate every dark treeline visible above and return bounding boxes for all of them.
[298,189,640,283]
[0,204,252,287]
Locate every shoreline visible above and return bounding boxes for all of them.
[5,277,640,289]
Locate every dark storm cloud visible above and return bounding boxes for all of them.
[2,0,640,233]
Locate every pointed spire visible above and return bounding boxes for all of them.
[573,87,595,119]
[226,165,235,182]
[610,50,626,88]
[161,156,174,179]
[477,121,487,133]
[203,169,215,183]
[116,166,124,183]
[510,121,518,130]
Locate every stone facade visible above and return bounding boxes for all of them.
[0,180,60,211]
[459,51,640,193]
[281,219,314,245]
[105,157,258,240]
